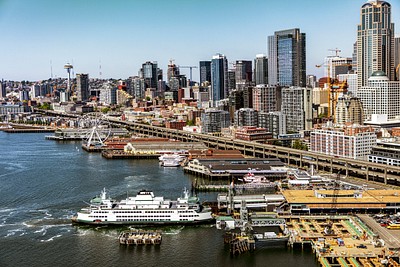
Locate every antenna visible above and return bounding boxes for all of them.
[99,59,102,78]
[50,60,53,79]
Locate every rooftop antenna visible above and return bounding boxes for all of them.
[99,59,102,78]
[50,60,53,79]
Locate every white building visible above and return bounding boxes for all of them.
[310,123,376,160]
[358,71,400,122]
[337,73,358,97]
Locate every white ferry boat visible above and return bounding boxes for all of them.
[72,188,213,225]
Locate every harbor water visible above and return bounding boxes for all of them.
[0,132,318,267]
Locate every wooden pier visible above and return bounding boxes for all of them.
[224,232,256,255]
[118,230,162,246]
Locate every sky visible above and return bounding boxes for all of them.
[0,0,399,82]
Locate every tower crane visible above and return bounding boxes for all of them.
[328,48,341,57]
[178,65,198,84]
[316,49,349,122]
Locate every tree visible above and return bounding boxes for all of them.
[186,119,195,126]
[292,139,308,151]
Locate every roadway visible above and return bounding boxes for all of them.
[357,214,400,249]
[36,109,400,187]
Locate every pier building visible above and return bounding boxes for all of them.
[282,189,400,214]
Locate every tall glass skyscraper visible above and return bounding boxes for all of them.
[268,28,306,87]
[199,61,211,84]
[141,61,158,89]
[357,0,394,87]
[211,53,228,104]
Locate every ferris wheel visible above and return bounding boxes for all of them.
[78,113,111,147]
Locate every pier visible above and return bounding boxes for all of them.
[118,230,162,246]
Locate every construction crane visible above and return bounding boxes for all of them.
[178,65,198,84]
[316,49,349,122]
[325,172,341,235]
[328,48,341,57]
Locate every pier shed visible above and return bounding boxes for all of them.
[282,189,400,214]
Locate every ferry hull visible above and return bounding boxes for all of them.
[71,216,215,226]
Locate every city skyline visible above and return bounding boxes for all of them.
[0,0,399,82]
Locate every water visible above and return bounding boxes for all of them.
[0,132,318,267]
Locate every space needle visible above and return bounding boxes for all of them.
[64,63,73,97]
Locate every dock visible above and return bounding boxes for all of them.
[102,150,160,159]
[1,128,55,133]
[224,232,256,255]
[118,229,162,246]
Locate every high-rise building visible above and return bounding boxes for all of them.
[254,54,268,85]
[395,36,400,81]
[252,84,281,113]
[281,87,313,132]
[337,73,358,96]
[335,95,364,125]
[325,56,353,79]
[358,71,400,121]
[201,109,230,133]
[357,0,394,87]
[99,82,117,105]
[132,76,146,100]
[199,61,211,84]
[141,61,159,89]
[234,108,258,127]
[306,75,318,88]
[258,111,286,139]
[227,70,236,92]
[268,28,306,87]
[235,60,252,83]
[167,60,180,83]
[76,73,89,102]
[211,53,228,104]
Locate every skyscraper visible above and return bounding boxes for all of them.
[76,73,89,102]
[235,60,252,83]
[211,53,228,104]
[199,61,211,84]
[268,28,306,87]
[254,54,268,85]
[167,60,180,83]
[141,61,159,89]
[395,36,400,81]
[357,0,394,87]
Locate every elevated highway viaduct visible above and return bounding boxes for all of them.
[109,118,400,187]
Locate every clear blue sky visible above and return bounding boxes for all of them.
[0,0,399,82]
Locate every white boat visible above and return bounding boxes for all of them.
[158,153,185,161]
[159,154,185,167]
[162,159,181,167]
[72,188,213,225]
[239,172,273,184]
